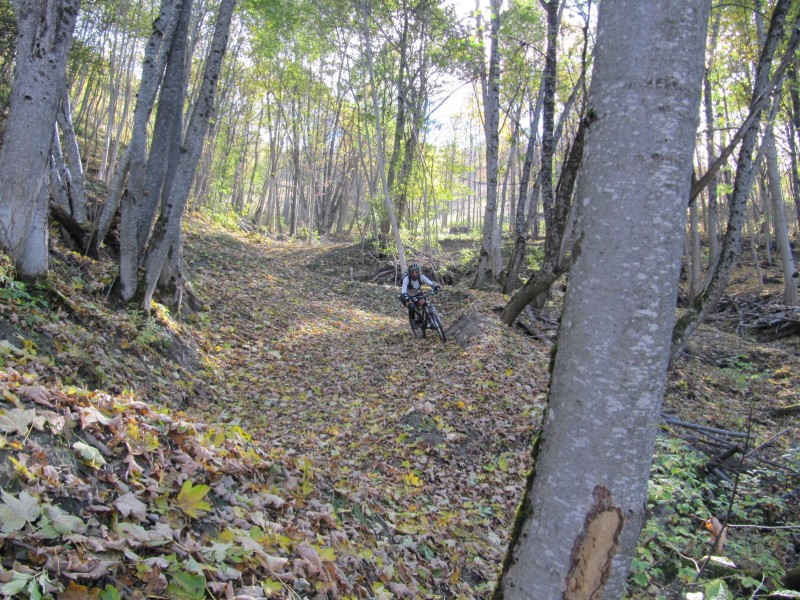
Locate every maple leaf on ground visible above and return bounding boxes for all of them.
[39,504,87,537]
[297,543,324,575]
[167,571,206,600]
[16,385,53,407]
[0,407,37,435]
[175,479,212,518]
[72,441,107,469]
[115,492,148,521]
[0,490,42,533]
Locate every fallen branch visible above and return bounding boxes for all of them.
[768,403,800,418]
[662,415,750,439]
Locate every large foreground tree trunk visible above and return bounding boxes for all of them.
[0,0,79,278]
[493,1,709,598]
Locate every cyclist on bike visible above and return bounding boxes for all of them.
[399,262,440,323]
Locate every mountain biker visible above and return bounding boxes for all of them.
[399,262,440,323]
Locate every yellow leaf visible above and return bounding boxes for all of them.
[403,472,423,487]
[318,546,336,561]
[175,479,212,518]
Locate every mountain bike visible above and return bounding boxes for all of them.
[408,289,446,343]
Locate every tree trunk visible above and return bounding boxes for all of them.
[118,0,191,300]
[141,0,236,310]
[703,72,720,271]
[528,0,559,304]
[688,186,703,302]
[758,172,772,264]
[362,0,406,270]
[501,111,588,324]
[493,2,709,597]
[504,90,543,294]
[789,65,800,233]
[49,122,72,214]
[0,0,79,278]
[138,0,192,254]
[472,0,502,288]
[788,117,800,236]
[671,0,798,364]
[56,91,89,224]
[90,0,183,258]
[381,4,409,240]
[764,124,798,305]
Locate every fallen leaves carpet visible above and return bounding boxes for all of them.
[0,220,550,599]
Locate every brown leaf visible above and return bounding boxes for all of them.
[388,582,413,597]
[60,582,100,599]
[142,562,167,594]
[60,557,118,581]
[114,492,148,522]
[296,543,323,575]
[262,493,287,509]
[18,385,53,407]
[255,552,288,573]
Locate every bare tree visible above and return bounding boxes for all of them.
[472,0,502,288]
[671,0,799,363]
[141,0,237,310]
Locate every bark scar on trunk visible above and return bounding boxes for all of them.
[564,485,624,600]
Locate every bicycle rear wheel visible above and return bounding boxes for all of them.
[427,308,446,343]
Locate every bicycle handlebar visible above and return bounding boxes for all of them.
[409,288,440,300]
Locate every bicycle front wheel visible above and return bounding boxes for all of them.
[427,308,446,343]
[409,313,423,338]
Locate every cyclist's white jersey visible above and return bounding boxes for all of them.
[401,273,435,295]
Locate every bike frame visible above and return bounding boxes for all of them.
[408,290,446,343]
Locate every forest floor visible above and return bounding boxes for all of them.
[0,215,798,599]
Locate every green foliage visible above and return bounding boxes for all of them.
[126,309,172,352]
[627,435,794,599]
[525,245,544,272]
[198,207,243,231]
[296,226,320,243]
[455,245,480,271]
[0,255,40,309]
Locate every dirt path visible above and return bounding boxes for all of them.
[183,225,551,595]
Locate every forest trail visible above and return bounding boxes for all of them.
[1,219,798,598]
[181,222,552,592]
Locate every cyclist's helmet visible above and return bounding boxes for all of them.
[408,263,421,279]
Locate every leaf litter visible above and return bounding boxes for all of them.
[1,220,797,598]
[0,220,550,599]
